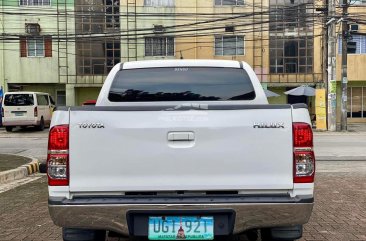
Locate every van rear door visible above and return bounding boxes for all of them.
[3,93,35,121]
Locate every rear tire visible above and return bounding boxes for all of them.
[129,236,146,241]
[5,126,13,132]
[37,118,45,131]
[62,228,106,241]
[246,229,259,241]
[260,229,274,241]
[260,227,298,241]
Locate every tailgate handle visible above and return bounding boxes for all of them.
[168,132,195,142]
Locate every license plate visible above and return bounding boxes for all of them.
[148,216,214,240]
[14,112,24,116]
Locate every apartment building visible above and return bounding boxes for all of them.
[1,0,364,124]
[0,0,322,106]
[336,1,366,123]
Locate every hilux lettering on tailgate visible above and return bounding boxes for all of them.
[78,123,105,129]
[253,122,285,129]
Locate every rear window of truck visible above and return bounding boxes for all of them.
[4,94,34,106]
[108,67,256,102]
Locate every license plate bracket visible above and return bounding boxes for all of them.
[148,216,214,240]
[126,210,235,238]
[14,112,25,116]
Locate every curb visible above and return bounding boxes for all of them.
[0,157,40,185]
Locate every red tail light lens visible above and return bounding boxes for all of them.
[1,107,4,117]
[48,125,69,150]
[34,106,38,117]
[293,123,315,183]
[293,123,313,148]
[47,125,69,186]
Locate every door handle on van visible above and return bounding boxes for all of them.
[167,132,195,142]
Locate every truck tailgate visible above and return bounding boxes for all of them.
[69,108,294,192]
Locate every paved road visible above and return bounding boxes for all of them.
[0,162,365,241]
[0,127,48,163]
[314,132,366,161]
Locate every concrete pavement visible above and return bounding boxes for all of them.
[0,154,40,185]
[0,154,30,172]
[314,131,366,161]
[0,127,48,163]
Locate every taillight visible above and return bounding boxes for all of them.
[47,125,69,186]
[293,123,315,183]
[1,107,4,117]
[34,107,38,117]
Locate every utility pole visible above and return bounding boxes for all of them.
[340,0,349,131]
[327,0,337,131]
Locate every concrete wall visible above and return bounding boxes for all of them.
[75,87,101,106]
[120,0,176,62]
[21,84,65,100]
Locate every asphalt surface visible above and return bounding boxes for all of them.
[0,127,48,163]
[314,132,366,161]
[0,162,365,241]
[0,154,31,172]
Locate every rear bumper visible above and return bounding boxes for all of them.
[2,119,39,126]
[48,195,314,235]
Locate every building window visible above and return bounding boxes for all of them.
[215,0,244,6]
[19,0,51,6]
[20,36,52,57]
[75,0,120,34]
[348,87,366,118]
[77,38,120,75]
[56,90,66,106]
[338,35,366,54]
[75,0,121,75]
[27,38,44,57]
[145,37,175,56]
[144,0,174,6]
[105,0,120,29]
[270,37,313,73]
[269,0,314,74]
[215,36,244,56]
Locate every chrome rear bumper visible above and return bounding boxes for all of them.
[48,195,313,235]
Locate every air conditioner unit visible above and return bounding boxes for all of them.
[349,24,359,33]
[225,26,235,32]
[25,23,41,35]
[153,25,165,33]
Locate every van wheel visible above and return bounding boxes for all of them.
[5,126,13,132]
[37,118,45,131]
[62,228,106,241]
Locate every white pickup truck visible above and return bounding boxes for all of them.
[47,60,315,241]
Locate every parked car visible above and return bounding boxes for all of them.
[48,60,315,241]
[82,100,97,106]
[1,92,55,132]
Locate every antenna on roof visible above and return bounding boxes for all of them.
[180,51,184,59]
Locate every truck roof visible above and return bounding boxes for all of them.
[122,59,242,70]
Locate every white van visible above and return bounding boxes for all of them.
[1,92,55,132]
